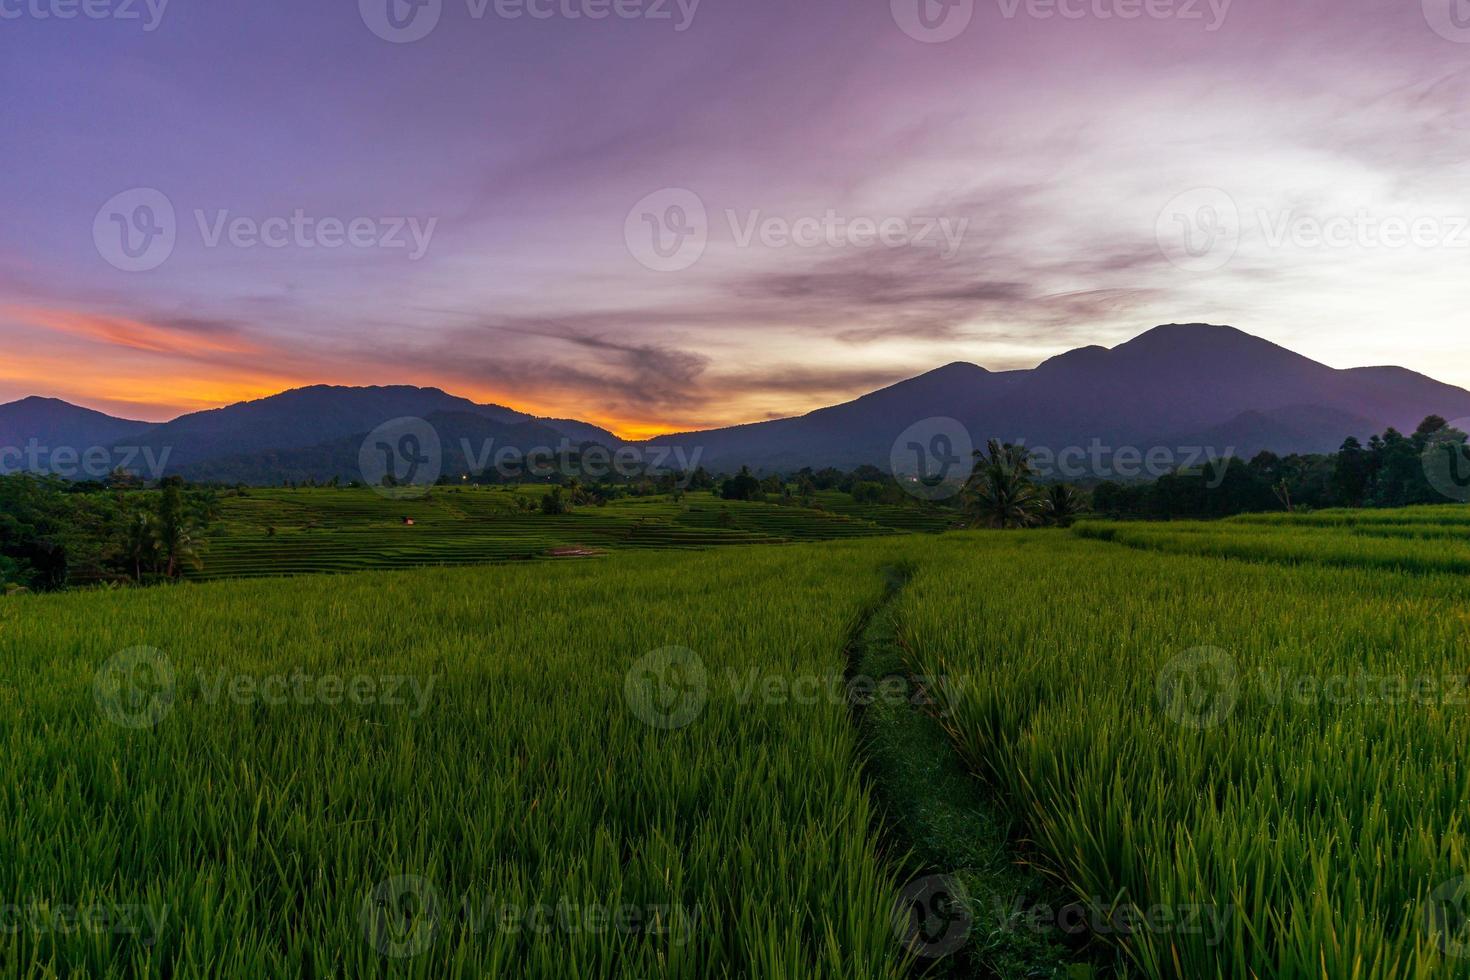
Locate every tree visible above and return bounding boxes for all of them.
[155,478,205,579]
[541,486,571,515]
[121,506,160,582]
[1041,483,1086,527]
[1331,437,1371,508]
[965,440,1042,529]
[721,467,762,502]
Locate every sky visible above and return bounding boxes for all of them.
[4,0,1470,437]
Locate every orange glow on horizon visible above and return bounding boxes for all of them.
[0,303,803,438]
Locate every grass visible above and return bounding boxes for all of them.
[0,541,928,978]
[14,499,1470,977]
[1076,504,1470,576]
[848,565,1083,979]
[896,529,1470,978]
[189,488,935,581]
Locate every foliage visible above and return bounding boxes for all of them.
[0,544,920,976]
[1041,483,1086,527]
[1093,417,1469,519]
[720,466,762,502]
[0,475,215,590]
[964,440,1043,529]
[899,527,1470,978]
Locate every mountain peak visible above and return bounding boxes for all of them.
[929,361,988,377]
[1120,322,1254,348]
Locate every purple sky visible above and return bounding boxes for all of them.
[4,0,1470,435]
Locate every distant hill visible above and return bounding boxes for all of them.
[181,411,592,485]
[641,324,1470,472]
[4,324,1469,482]
[0,396,150,453]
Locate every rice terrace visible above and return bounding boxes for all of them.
[12,0,1470,976]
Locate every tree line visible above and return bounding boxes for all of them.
[1092,416,1469,519]
[0,475,216,593]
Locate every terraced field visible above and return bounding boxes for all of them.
[25,493,1470,977]
[191,488,937,581]
[1076,504,1470,575]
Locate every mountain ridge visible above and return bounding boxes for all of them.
[3,324,1468,480]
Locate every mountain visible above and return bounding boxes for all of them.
[0,396,150,453]
[641,324,1470,473]
[120,385,622,470]
[180,411,592,485]
[4,323,1469,483]
[0,385,622,482]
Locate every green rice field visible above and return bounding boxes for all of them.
[187,488,941,581]
[8,502,1470,976]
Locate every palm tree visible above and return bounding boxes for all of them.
[156,479,205,579]
[121,508,159,582]
[965,440,1042,529]
[1041,483,1087,528]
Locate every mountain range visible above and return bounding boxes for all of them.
[3,324,1468,483]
